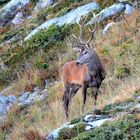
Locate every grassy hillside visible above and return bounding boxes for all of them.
[0,0,140,139]
[0,8,140,139]
[0,0,120,89]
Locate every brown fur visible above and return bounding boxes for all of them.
[60,60,90,86]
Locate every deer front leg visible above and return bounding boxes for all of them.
[93,87,99,111]
[62,85,70,119]
[82,84,87,114]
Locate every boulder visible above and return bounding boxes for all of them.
[0,0,29,26]
[124,4,134,15]
[89,3,125,24]
[25,2,99,40]
[0,93,16,120]
[45,114,112,140]
[18,90,47,107]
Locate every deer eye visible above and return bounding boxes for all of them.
[84,51,87,54]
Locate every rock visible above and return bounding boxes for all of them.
[33,87,42,92]
[84,114,95,122]
[135,104,140,111]
[26,15,32,20]
[136,96,140,102]
[18,92,30,103]
[46,114,113,139]
[45,134,55,140]
[18,91,47,107]
[0,0,29,26]
[35,0,55,10]
[11,12,23,25]
[124,4,134,15]
[25,2,99,40]
[88,3,125,24]
[102,22,117,35]
[45,123,75,140]
[0,88,47,122]
[0,93,16,120]
[85,118,112,130]
[84,114,112,130]
[0,63,8,70]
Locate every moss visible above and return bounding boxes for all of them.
[58,122,85,140]
[72,116,140,140]
[114,66,130,79]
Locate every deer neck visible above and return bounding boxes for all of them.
[86,60,95,76]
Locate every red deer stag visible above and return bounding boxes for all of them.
[60,16,106,118]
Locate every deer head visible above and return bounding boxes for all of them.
[72,14,97,66]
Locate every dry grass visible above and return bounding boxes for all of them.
[3,65,44,96]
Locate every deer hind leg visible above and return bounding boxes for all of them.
[82,84,87,114]
[62,84,70,118]
[70,84,79,99]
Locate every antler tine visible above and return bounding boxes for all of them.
[72,34,81,44]
[66,36,72,48]
[86,23,96,45]
[86,13,97,45]
[78,15,88,44]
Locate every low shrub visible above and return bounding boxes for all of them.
[73,116,140,140]
[114,66,130,79]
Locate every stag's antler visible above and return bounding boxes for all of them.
[86,13,96,45]
[72,13,97,50]
[72,15,88,45]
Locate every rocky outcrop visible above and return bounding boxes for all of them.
[45,93,140,140]
[25,1,134,41]
[0,0,29,26]
[24,2,99,40]
[0,94,16,121]
[89,3,133,24]
[0,88,47,122]
[18,88,47,107]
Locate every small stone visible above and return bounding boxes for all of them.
[136,96,140,102]
[135,104,140,111]
[84,115,95,122]
[11,12,23,25]
[85,125,93,131]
